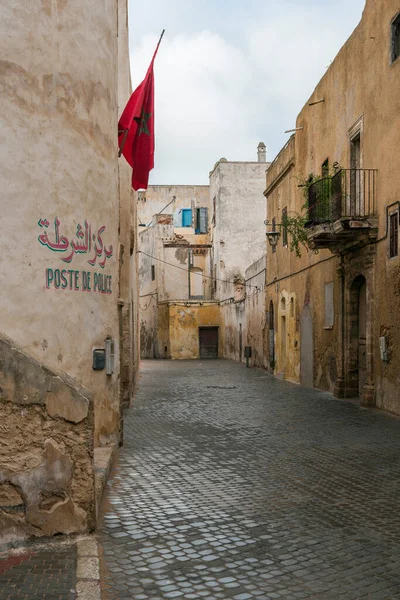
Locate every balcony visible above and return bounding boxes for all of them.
[305,169,378,251]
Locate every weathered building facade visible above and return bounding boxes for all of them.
[138,147,269,361]
[266,0,400,414]
[138,186,215,359]
[0,0,138,543]
[210,147,270,362]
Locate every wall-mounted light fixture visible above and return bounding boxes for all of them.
[266,230,281,249]
[265,219,283,249]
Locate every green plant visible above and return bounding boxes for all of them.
[281,210,310,258]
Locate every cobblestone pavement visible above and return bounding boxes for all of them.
[0,545,77,600]
[98,360,400,600]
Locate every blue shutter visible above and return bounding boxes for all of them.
[182,209,192,227]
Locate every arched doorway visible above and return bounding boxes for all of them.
[349,275,367,397]
[269,300,275,369]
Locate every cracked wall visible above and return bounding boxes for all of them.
[0,335,94,544]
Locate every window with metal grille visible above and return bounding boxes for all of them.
[391,13,400,63]
[282,207,288,246]
[389,212,398,258]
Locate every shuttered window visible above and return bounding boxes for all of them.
[195,207,208,234]
[181,209,192,227]
[389,212,398,258]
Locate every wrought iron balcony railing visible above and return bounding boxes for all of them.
[307,169,377,225]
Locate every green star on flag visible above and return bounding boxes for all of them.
[118,29,165,190]
[134,109,152,135]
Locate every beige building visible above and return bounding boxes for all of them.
[266,0,400,414]
[0,0,138,542]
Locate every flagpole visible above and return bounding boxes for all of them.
[118,30,165,158]
[150,29,165,64]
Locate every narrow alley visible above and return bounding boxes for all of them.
[97,360,400,600]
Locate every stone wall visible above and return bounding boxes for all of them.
[0,335,94,544]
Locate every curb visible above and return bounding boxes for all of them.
[76,536,100,600]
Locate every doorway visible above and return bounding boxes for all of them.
[269,301,275,369]
[350,132,361,215]
[349,275,367,397]
[199,327,219,359]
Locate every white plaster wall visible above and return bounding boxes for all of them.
[162,246,190,300]
[209,161,268,301]
[0,1,124,443]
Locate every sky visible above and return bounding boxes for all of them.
[128,0,366,185]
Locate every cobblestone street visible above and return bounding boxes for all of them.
[0,545,76,600]
[98,360,400,600]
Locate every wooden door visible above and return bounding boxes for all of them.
[199,327,218,359]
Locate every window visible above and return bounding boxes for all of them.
[282,207,288,246]
[389,212,399,258]
[322,158,329,177]
[324,282,334,328]
[212,197,216,225]
[181,209,192,227]
[151,265,155,281]
[391,13,400,63]
[272,217,276,253]
[195,207,208,234]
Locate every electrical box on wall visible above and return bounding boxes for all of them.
[93,348,106,370]
[379,336,388,362]
[105,337,115,376]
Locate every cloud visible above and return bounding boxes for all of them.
[128,1,365,184]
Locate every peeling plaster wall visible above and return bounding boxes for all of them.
[0,0,132,540]
[167,304,220,360]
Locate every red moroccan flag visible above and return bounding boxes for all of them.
[118,34,163,190]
